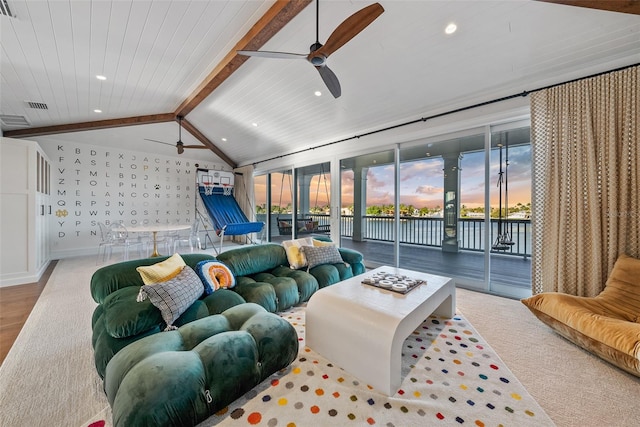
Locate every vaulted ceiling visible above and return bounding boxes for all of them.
[2,0,639,167]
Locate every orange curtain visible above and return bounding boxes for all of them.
[530,66,639,296]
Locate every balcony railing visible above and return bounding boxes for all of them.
[304,214,531,258]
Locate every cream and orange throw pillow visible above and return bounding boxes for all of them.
[312,238,335,247]
[136,253,186,285]
[282,237,315,269]
[194,260,235,295]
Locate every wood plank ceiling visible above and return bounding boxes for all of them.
[1,0,639,167]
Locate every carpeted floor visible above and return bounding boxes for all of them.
[1,255,638,427]
[200,306,552,426]
[87,306,553,427]
[0,256,108,427]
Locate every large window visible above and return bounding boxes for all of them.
[255,123,532,298]
[338,124,531,298]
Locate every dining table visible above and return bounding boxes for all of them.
[127,223,192,257]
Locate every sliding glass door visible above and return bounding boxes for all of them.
[398,132,486,286]
[335,123,531,297]
[294,162,331,239]
[255,123,531,298]
[253,168,293,243]
[489,125,532,298]
[339,149,396,267]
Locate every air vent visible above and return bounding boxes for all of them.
[0,114,31,128]
[0,0,14,17]
[26,101,48,110]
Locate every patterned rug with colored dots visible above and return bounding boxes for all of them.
[198,306,554,427]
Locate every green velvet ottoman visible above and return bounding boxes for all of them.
[104,303,298,427]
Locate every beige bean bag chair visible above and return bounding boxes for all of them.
[522,254,640,377]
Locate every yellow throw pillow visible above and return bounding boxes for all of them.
[136,253,186,285]
[282,237,315,269]
[312,238,335,247]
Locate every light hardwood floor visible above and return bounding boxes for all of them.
[0,261,57,365]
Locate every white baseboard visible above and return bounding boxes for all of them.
[0,260,51,288]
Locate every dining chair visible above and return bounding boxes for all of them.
[97,222,114,264]
[172,221,202,253]
[97,222,143,263]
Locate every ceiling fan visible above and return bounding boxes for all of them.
[144,116,209,154]
[237,1,384,98]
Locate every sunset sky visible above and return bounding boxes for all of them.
[255,145,531,210]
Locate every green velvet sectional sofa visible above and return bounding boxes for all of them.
[90,242,364,426]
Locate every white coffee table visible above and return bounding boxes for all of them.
[306,266,455,396]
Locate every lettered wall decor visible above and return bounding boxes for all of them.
[41,141,226,258]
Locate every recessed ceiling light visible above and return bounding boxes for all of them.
[252,122,258,127]
[445,23,457,35]
[221,137,227,142]
[96,75,106,81]
[314,91,322,97]
[93,109,102,113]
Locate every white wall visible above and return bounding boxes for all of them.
[35,139,228,259]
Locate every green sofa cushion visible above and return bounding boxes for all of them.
[233,282,277,313]
[93,286,246,378]
[103,287,163,338]
[259,275,300,312]
[271,267,319,302]
[216,243,288,276]
[201,288,246,314]
[105,303,298,427]
[91,253,216,304]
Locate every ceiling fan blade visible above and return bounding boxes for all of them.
[314,3,384,59]
[183,145,210,149]
[316,65,341,98]
[237,50,307,60]
[144,138,174,147]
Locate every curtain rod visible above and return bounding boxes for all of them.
[250,62,639,167]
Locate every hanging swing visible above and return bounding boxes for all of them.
[310,163,331,233]
[492,136,515,251]
[276,171,294,235]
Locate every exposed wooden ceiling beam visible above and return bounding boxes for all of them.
[181,118,236,168]
[535,0,640,15]
[3,113,175,138]
[175,0,312,117]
